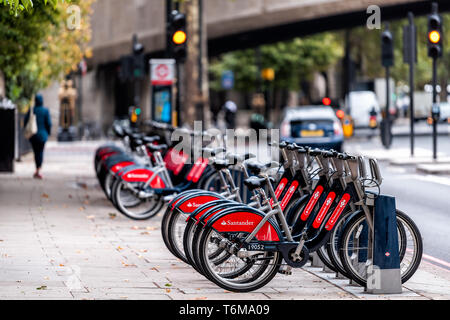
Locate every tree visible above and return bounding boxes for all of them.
[0,0,93,110]
[209,33,343,103]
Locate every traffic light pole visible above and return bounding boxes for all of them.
[408,12,416,157]
[385,65,391,148]
[432,57,438,160]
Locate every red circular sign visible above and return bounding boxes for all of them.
[155,64,169,79]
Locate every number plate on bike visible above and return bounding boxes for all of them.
[246,243,266,251]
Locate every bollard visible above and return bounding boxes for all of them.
[366,195,402,294]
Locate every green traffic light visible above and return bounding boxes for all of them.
[135,108,141,116]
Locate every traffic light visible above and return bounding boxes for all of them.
[322,97,331,106]
[129,106,141,124]
[381,28,394,67]
[132,35,145,80]
[168,10,187,62]
[427,5,443,59]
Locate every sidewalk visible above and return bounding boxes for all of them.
[1,141,449,300]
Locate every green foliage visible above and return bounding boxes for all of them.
[210,33,343,92]
[0,0,65,15]
[0,0,91,111]
[347,13,450,91]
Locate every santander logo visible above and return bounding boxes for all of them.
[220,220,255,226]
[325,193,350,231]
[126,173,149,179]
[186,202,201,208]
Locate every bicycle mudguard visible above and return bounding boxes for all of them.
[109,160,136,174]
[118,166,167,189]
[205,207,283,242]
[193,200,240,223]
[174,191,225,214]
[168,189,204,209]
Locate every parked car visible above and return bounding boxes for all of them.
[279,105,344,152]
[345,91,382,129]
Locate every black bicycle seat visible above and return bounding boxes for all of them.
[130,139,144,151]
[226,152,256,164]
[297,147,307,154]
[246,161,272,175]
[279,141,288,149]
[308,148,323,157]
[203,147,226,157]
[212,159,231,171]
[147,144,168,153]
[143,136,160,144]
[243,176,268,190]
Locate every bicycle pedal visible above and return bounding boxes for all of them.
[278,265,292,275]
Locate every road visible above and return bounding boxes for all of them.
[345,134,450,268]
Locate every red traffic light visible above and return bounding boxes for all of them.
[322,97,331,106]
[336,110,345,119]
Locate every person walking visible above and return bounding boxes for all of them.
[25,94,52,179]
[223,100,237,129]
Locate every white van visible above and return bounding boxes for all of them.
[345,91,382,128]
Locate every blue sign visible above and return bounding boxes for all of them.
[221,70,234,90]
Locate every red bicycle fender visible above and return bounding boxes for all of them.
[210,211,280,242]
[111,161,135,174]
[177,194,222,213]
[121,168,166,188]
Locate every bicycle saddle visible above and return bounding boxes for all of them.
[308,148,323,157]
[130,139,144,151]
[203,147,226,157]
[243,176,274,191]
[246,161,272,176]
[143,136,160,144]
[212,159,233,171]
[226,153,255,164]
[147,144,168,153]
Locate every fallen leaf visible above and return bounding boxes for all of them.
[36,285,47,290]
[140,232,150,235]
[139,249,148,253]
[194,297,207,300]
[109,213,117,219]
[79,207,85,211]
[41,193,49,199]
[146,226,157,231]
[117,246,123,251]
[131,226,139,230]
[78,183,88,190]
[165,283,172,287]
[166,288,171,293]
[86,215,95,220]
[83,200,90,205]
[59,264,65,267]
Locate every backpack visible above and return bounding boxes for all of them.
[24,107,38,139]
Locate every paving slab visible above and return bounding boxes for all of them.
[1,141,449,300]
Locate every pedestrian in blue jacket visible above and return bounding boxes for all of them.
[25,94,52,179]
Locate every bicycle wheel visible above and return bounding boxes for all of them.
[316,244,337,273]
[166,208,189,263]
[197,226,282,292]
[326,209,354,278]
[338,209,422,287]
[112,179,163,220]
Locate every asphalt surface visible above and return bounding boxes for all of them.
[345,134,450,267]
